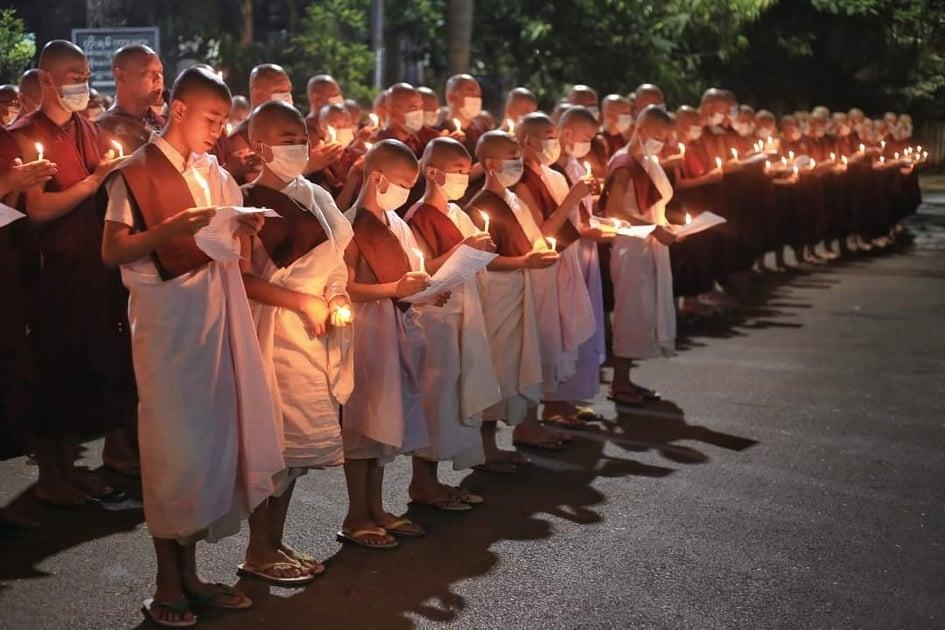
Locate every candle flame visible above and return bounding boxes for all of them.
[479,210,490,233]
[583,160,593,177]
[765,160,771,171]
[781,156,787,166]
[506,118,515,134]
[880,156,885,163]
[336,305,353,324]
[715,157,722,169]
[453,118,462,133]
[917,145,922,153]
[792,165,799,176]
[546,236,557,251]
[326,125,337,142]
[829,152,836,161]
[225,122,233,136]
[364,142,374,150]
[810,159,817,169]
[413,248,425,272]
[34,142,43,160]
[368,113,379,128]
[678,142,685,155]
[841,156,848,165]
[684,212,692,225]
[730,148,738,160]
[894,152,899,160]
[859,143,865,152]
[110,138,124,158]
[788,150,795,160]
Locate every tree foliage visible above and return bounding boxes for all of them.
[0,8,36,84]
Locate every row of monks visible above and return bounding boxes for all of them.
[0,40,922,625]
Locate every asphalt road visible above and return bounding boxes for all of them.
[1,201,943,630]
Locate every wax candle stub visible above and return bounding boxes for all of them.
[414,248,425,273]
[479,211,490,233]
[34,142,43,161]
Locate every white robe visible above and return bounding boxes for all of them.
[509,186,594,391]
[341,210,429,464]
[408,203,500,469]
[249,177,353,479]
[536,164,600,401]
[609,152,677,360]
[105,139,284,542]
[477,192,543,426]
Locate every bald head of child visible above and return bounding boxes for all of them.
[38,40,90,112]
[634,105,674,150]
[167,66,232,154]
[505,87,538,123]
[558,105,598,159]
[515,112,558,165]
[476,130,522,187]
[361,140,419,210]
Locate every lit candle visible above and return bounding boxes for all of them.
[781,156,788,167]
[829,152,835,162]
[479,210,490,233]
[368,113,379,128]
[841,156,848,166]
[715,157,722,170]
[792,165,799,177]
[730,148,738,160]
[506,118,515,134]
[788,150,795,160]
[922,151,928,160]
[34,142,43,161]
[326,125,337,142]
[764,159,771,171]
[583,160,593,179]
[894,152,899,160]
[881,140,886,150]
[546,236,557,251]
[917,145,923,153]
[678,142,685,156]
[859,143,865,153]
[684,212,692,225]
[225,121,233,136]
[453,118,462,133]
[810,159,817,170]
[364,141,374,151]
[335,305,353,325]
[879,156,886,164]
[110,139,124,158]
[414,248,425,273]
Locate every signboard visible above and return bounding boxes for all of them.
[71,27,160,92]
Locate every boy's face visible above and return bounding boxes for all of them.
[173,93,230,154]
[373,160,419,192]
[252,120,308,161]
[560,120,595,150]
[604,100,631,126]
[426,153,471,184]
[482,142,521,173]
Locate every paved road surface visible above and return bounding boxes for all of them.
[1,201,943,629]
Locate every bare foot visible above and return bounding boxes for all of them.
[279,546,324,575]
[35,478,89,506]
[244,547,306,579]
[341,516,395,546]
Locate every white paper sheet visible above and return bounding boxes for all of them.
[194,206,282,262]
[617,224,657,238]
[400,244,498,304]
[0,203,26,229]
[671,211,726,238]
[590,215,656,239]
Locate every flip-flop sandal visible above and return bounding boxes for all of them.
[383,517,427,537]
[237,561,315,587]
[607,391,645,407]
[141,598,197,628]
[513,438,565,451]
[409,498,472,511]
[336,528,399,549]
[91,488,129,504]
[575,407,606,422]
[186,583,252,610]
[281,547,326,576]
[450,487,484,505]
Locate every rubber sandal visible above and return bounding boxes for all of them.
[185,583,252,610]
[141,598,197,628]
[336,528,399,549]
[91,488,129,504]
[630,384,662,401]
[281,547,326,576]
[607,391,645,407]
[237,561,315,587]
[409,498,472,512]
[450,487,484,505]
[383,517,427,537]
[574,407,605,422]
[540,415,591,431]
[513,438,565,451]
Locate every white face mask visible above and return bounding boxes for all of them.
[459,96,482,120]
[150,104,165,117]
[376,174,411,211]
[423,111,439,127]
[616,114,633,133]
[708,112,725,127]
[568,140,592,158]
[58,83,90,113]
[270,91,293,105]
[403,110,424,134]
[266,143,310,182]
[328,95,344,106]
[335,127,355,147]
[539,138,561,165]
[495,158,524,187]
[688,125,703,141]
[643,138,664,156]
[436,170,469,201]
[3,109,20,126]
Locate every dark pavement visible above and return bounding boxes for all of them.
[2,200,944,629]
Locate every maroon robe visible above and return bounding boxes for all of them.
[406,202,465,258]
[351,207,412,285]
[10,110,134,437]
[438,116,491,163]
[518,164,582,249]
[600,152,661,218]
[243,183,328,268]
[464,189,534,257]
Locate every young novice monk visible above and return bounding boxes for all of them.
[465,131,558,471]
[512,113,596,439]
[601,105,678,407]
[341,139,444,548]
[100,66,285,626]
[405,137,500,509]
[237,101,354,584]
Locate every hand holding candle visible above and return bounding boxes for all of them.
[34,142,44,162]
[334,304,353,326]
[453,118,462,133]
[546,236,556,251]
[479,210,490,234]
[110,139,124,159]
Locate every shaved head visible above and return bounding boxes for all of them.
[171,65,231,106]
[675,105,700,126]
[306,74,341,114]
[113,44,158,69]
[634,83,663,111]
[475,130,520,163]
[250,63,289,87]
[421,136,471,169]
[248,63,291,107]
[516,112,554,142]
[365,138,418,173]
[445,73,479,96]
[38,39,86,70]
[559,105,597,132]
[18,69,41,115]
[505,87,538,121]
[249,100,306,142]
[569,85,598,109]
[635,104,673,132]
[417,86,439,109]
